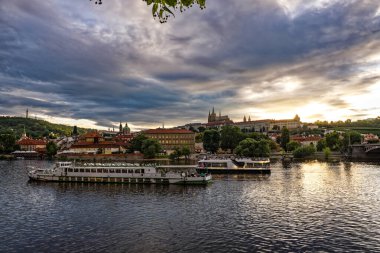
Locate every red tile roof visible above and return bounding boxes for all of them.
[82,131,101,138]
[291,136,322,142]
[17,138,47,146]
[144,129,194,134]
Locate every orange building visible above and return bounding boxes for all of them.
[17,138,47,152]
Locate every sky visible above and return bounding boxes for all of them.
[1,0,380,131]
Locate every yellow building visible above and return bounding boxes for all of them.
[144,129,195,153]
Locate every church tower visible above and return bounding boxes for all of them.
[26,108,29,119]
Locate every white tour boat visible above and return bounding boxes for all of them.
[197,158,270,174]
[28,162,212,185]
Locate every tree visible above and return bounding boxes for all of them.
[246,132,268,141]
[220,126,245,152]
[316,138,327,151]
[72,125,78,136]
[181,146,191,159]
[325,132,342,151]
[286,141,301,152]
[203,129,220,153]
[169,147,182,160]
[198,126,206,133]
[323,147,331,160]
[342,131,361,150]
[129,134,148,153]
[195,132,203,143]
[91,0,206,23]
[234,138,270,157]
[280,127,290,151]
[293,145,316,158]
[46,141,58,159]
[0,131,17,153]
[141,138,162,158]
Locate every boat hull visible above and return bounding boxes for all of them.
[197,168,271,174]
[28,175,212,185]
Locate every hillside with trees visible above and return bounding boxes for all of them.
[0,117,89,139]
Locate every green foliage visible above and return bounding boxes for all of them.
[169,146,190,160]
[141,138,162,158]
[143,0,206,23]
[293,145,316,158]
[197,126,206,133]
[169,147,182,160]
[72,125,78,136]
[203,129,220,153]
[129,134,148,152]
[316,138,327,151]
[46,141,58,158]
[91,0,206,23]
[246,132,269,141]
[286,141,301,152]
[342,131,362,151]
[181,146,190,159]
[325,132,342,151]
[0,117,87,139]
[280,127,290,151]
[323,147,331,160]
[195,132,203,143]
[0,131,17,153]
[220,126,245,151]
[234,138,270,157]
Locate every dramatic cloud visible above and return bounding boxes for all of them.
[1,0,380,130]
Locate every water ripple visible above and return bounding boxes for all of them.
[0,160,380,252]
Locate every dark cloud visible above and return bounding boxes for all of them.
[0,0,380,128]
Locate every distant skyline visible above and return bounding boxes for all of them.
[1,0,380,131]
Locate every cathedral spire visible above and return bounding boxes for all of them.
[243,115,246,122]
[212,107,215,114]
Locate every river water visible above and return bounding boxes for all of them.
[1,160,380,252]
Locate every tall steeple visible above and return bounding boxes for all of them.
[119,122,122,133]
[212,107,215,114]
[243,115,247,122]
[26,108,28,119]
[248,116,251,122]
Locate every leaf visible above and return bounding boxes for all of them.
[152,3,158,15]
[163,6,175,17]
[164,0,177,7]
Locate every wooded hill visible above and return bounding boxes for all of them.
[0,116,90,138]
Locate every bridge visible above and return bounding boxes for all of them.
[364,144,380,153]
[351,143,380,159]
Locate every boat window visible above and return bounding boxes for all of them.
[141,169,144,174]
[246,163,254,168]
[122,169,127,173]
[68,168,73,172]
[97,169,102,173]
[103,169,108,173]
[211,163,227,167]
[85,169,90,173]
[128,169,133,173]
[80,169,84,172]
[74,169,79,172]
[135,169,140,173]
[116,169,121,173]
[91,169,96,173]
[109,169,115,173]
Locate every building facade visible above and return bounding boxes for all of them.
[144,129,195,153]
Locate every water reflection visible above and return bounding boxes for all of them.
[1,161,380,252]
